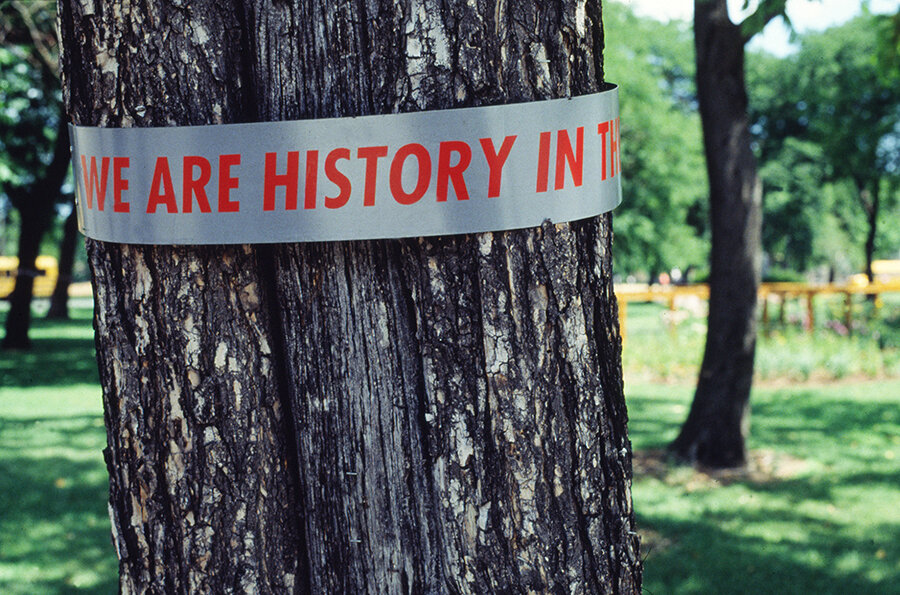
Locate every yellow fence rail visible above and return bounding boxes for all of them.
[615,280,900,344]
[0,255,59,299]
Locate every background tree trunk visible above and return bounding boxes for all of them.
[59,0,641,592]
[860,183,880,283]
[669,0,763,468]
[2,206,43,349]
[46,201,78,320]
[1,116,69,349]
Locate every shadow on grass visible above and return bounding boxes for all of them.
[0,309,99,388]
[0,414,117,594]
[637,512,898,595]
[627,379,900,594]
[634,454,899,594]
[623,384,692,451]
[754,393,899,432]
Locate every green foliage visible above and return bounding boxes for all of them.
[876,306,900,350]
[0,49,56,176]
[749,12,900,275]
[756,137,824,271]
[757,329,900,381]
[604,3,708,278]
[0,44,61,201]
[761,265,805,283]
[797,15,900,186]
[604,5,900,280]
[875,10,900,82]
[739,0,789,40]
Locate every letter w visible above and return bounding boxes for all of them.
[80,156,110,210]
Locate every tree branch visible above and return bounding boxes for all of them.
[2,0,58,77]
[739,0,789,44]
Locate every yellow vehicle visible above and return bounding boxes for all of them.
[847,261,900,287]
[0,255,59,299]
[872,260,900,282]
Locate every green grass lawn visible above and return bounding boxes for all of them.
[0,299,898,593]
[627,380,900,594]
[0,306,117,594]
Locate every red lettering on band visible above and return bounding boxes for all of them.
[479,136,516,198]
[182,156,212,213]
[218,154,241,213]
[436,141,471,202]
[80,156,109,211]
[264,151,299,211]
[324,148,352,209]
[146,157,177,213]
[536,132,552,193]
[113,157,130,213]
[305,150,318,210]
[597,121,609,181]
[357,146,388,207]
[611,118,620,178]
[390,143,431,205]
[555,127,584,190]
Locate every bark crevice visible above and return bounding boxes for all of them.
[257,243,313,595]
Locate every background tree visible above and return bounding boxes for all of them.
[667,0,789,468]
[58,0,641,591]
[604,2,708,281]
[748,12,900,281]
[0,0,69,346]
[45,195,77,319]
[783,14,899,281]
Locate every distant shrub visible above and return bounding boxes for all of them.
[875,310,900,350]
[825,351,854,379]
[763,267,806,283]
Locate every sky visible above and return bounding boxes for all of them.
[614,0,900,55]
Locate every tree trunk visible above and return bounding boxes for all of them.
[861,183,880,283]
[1,207,43,349]
[46,202,79,320]
[1,116,69,349]
[59,1,641,592]
[669,0,762,469]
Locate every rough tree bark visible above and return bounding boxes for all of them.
[669,0,763,468]
[59,0,641,592]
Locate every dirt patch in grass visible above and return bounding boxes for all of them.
[632,448,810,488]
